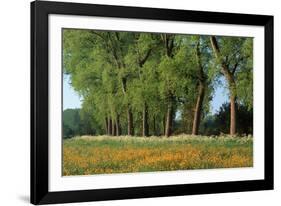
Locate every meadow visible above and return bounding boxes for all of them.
[63,135,253,176]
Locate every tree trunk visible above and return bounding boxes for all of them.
[121,77,134,136]
[210,36,237,135]
[192,83,205,135]
[108,118,112,135]
[153,115,156,136]
[230,94,236,135]
[165,103,173,137]
[142,103,149,136]
[163,115,166,136]
[116,115,120,136]
[112,119,116,136]
[192,40,206,135]
[223,70,237,135]
[127,107,134,136]
[105,117,109,135]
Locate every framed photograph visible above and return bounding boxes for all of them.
[31,0,274,204]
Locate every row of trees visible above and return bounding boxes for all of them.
[63,29,253,137]
[63,104,253,138]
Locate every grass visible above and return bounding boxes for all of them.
[63,134,253,176]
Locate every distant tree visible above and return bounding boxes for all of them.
[63,109,81,138]
[63,123,74,139]
[63,108,102,138]
[200,103,253,135]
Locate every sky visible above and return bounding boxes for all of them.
[63,74,228,114]
[63,75,82,109]
[211,82,228,114]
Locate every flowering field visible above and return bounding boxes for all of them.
[63,135,253,176]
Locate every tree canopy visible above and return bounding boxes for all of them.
[63,29,253,138]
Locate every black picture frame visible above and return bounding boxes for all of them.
[31,0,274,204]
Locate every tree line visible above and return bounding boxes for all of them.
[63,29,253,137]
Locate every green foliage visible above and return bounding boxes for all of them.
[236,38,253,110]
